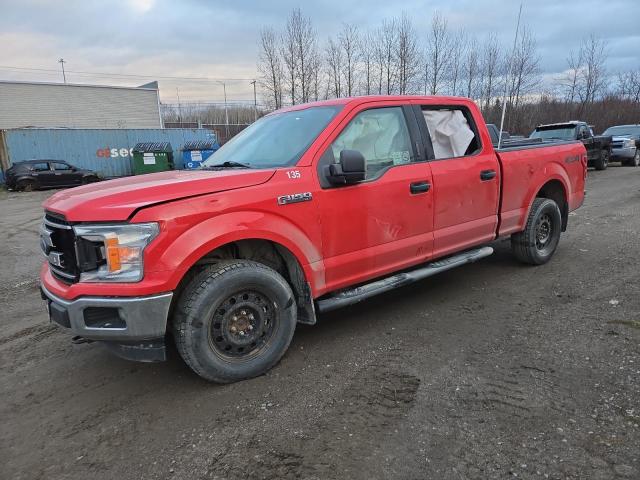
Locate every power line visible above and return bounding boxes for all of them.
[0,64,255,83]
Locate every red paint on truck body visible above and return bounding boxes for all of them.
[42,96,586,301]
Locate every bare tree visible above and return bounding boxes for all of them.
[257,27,283,109]
[559,49,583,104]
[396,13,420,95]
[379,18,399,95]
[426,11,451,95]
[281,13,298,105]
[326,36,343,98]
[338,23,360,97]
[360,30,377,95]
[446,30,465,96]
[617,69,640,102]
[462,35,480,99]
[291,8,318,103]
[506,26,540,110]
[480,35,500,111]
[577,34,608,106]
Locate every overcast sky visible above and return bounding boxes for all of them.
[0,0,638,103]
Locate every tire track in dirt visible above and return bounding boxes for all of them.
[204,346,421,480]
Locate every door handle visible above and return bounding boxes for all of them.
[410,181,431,194]
[480,169,497,181]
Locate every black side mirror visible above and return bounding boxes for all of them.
[325,150,366,185]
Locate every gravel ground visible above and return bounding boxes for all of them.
[1,166,639,480]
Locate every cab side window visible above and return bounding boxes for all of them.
[330,107,414,180]
[422,107,481,159]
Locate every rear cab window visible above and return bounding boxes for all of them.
[420,106,482,160]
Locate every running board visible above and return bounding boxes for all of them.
[316,246,494,313]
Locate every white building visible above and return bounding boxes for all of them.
[0,80,162,129]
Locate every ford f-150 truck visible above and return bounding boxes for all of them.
[40,96,587,383]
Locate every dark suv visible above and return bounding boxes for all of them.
[5,160,100,191]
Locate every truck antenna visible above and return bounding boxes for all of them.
[497,2,523,149]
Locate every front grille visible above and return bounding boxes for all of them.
[41,212,80,284]
[611,141,624,148]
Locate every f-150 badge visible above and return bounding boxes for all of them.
[277,192,313,205]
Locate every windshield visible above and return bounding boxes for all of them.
[530,127,576,141]
[603,126,640,137]
[202,106,342,169]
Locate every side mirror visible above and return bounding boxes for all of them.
[325,150,366,185]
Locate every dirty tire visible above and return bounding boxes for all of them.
[82,176,99,184]
[628,150,640,167]
[511,198,562,265]
[593,150,609,170]
[17,179,35,192]
[173,260,297,383]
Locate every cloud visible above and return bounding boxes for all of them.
[0,0,638,102]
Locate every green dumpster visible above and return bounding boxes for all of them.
[131,142,174,175]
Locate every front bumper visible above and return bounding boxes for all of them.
[611,146,636,160]
[41,284,173,342]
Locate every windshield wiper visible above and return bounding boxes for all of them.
[202,161,252,169]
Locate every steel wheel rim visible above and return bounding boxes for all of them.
[535,213,553,251]
[635,151,640,166]
[209,289,277,360]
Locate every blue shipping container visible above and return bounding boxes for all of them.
[0,128,218,178]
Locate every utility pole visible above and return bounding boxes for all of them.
[58,58,67,83]
[218,81,230,140]
[176,87,182,126]
[250,80,257,122]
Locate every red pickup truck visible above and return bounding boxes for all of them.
[40,96,587,382]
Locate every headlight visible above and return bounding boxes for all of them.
[73,223,159,282]
[623,139,635,147]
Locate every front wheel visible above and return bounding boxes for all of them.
[172,260,297,383]
[594,150,609,170]
[628,150,640,167]
[511,198,562,265]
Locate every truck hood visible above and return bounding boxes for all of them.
[43,168,276,222]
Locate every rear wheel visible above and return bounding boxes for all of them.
[17,179,36,192]
[511,198,562,265]
[594,150,609,170]
[173,260,297,383]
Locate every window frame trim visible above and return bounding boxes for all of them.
[316,104,424,189]
[414,104,484,162]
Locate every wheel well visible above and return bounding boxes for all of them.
[536,180,568,231]
[177,239,316,325]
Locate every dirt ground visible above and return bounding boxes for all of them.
[1,166,639,480]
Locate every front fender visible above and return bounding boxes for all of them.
[149,210,324,292]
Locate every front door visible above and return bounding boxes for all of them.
[315,104,434,293]
[413,102,500,258]
[51,162,80,186]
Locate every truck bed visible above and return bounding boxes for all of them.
[495,140,586,237]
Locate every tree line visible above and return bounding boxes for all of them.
[258,9,640,134]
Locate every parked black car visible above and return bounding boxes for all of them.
[530,121,612,170]
[5,160,100,191]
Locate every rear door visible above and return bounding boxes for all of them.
[315,103,434,292]
[412,101,500,258]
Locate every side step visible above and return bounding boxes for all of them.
[316,246,493,313]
